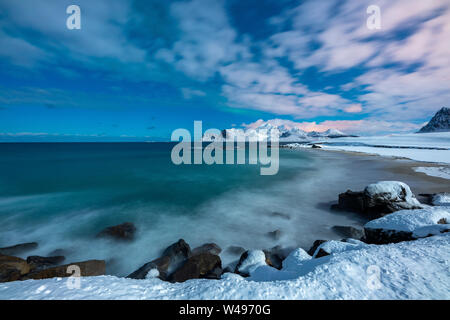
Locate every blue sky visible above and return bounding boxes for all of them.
[0,0,449,141]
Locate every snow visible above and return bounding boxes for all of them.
[414,167,450,180]
[320,132,450,164]
[1,233,449,299]
[432,193,450,206]
[365,181,422,208]
[364,207,450,238]
[281,248,311,271]
[313,239,368,257]
[235,250,267,275]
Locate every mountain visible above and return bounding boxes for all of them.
[418,107,450,133]
[203,123,352,142]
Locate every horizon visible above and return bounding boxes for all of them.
[1,0,450,141]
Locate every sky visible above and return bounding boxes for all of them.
[0,0,449,141]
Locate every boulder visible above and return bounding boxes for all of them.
[363,181,423,216]
[0,255,31,283]
[192,243,222,256]
[127,239,191,280]
[170,253,222,283]
[0,242,38,256]
[332,226,364,240]
[235,250,267,277]
[22,260,105,280]
[270,212,291,220]
[266,229,281,240]
[307,240,327,256]
[311,144,322,149]
[127,256,171,280]
[333,190,365,213]
[332,182,424,218]
[26,255,66,271]
[225,246,246,256]
[96,222,136,241]
[263,246,287,270]
[363,207,450,244]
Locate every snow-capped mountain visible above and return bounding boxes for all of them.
[418,107,450,133]
[203,123,351,142]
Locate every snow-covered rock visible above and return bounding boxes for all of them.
[363,181,424,215]
[312,239,369,258]
[432,193,450,206]
[364,206,450,244]
[235,250,267,277]
[281,248,311,272]
[333,181,424,218]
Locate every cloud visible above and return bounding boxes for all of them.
[181,88,206,100]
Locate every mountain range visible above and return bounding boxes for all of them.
[203,123,355,142]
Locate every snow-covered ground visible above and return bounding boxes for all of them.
[318,132,450,165]
[1,231,449,299]
[414,167,450,180]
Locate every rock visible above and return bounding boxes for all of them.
[170,253,222,283]
[363,181,423,216]
[127,255,171,280]
[267,229,281,240]
[0,255,31,283]
[311,144,322,149]
[332,226,364,240]
[0,242,38,256]
[192,243,222,256]
[26,256,66,271]
[363,207,450,244]
[307,240,327,256]
[315,248,330,258]
[332,182,424,218]
[334,190,365,213]
[270,212,291,220]
[96,222,136,241]
[263,246,287,270]
[235,250,267,277]
[127,239,191,280]
[432,193,450,207]
[363,228,414,244]
[22,260,106,280]
[225,245,246,256]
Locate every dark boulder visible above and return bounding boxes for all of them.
[127,239,191,280]
[363,228,415,245]
[26,255,66,271]
[263,246,287,270]
[225,245,246,256]
[266,229,281,240]
[311,144,322,149]
[332,226,364,240]
[307,240,327,256]
[170,253,222,283]
[0,242,38,256]
[192,243,222,256]
[96,222,136,241]
[22,260,106,280]
[127,255,171,280]
[0,255,31,283]
[333,190,365,213]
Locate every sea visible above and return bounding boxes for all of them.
[0,142,444,276]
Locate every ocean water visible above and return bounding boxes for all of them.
[0,143,443,276]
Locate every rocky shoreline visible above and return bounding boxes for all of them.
[1,181,449,284]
